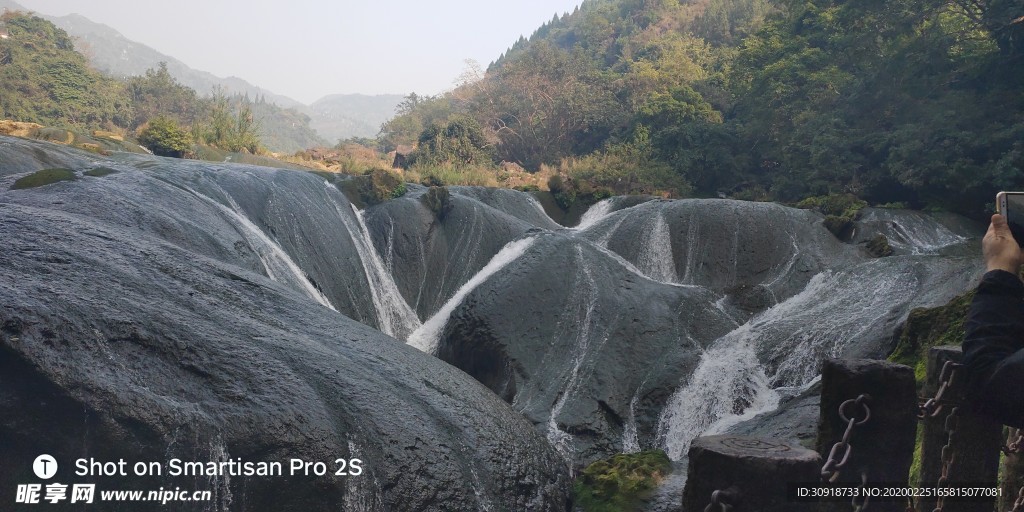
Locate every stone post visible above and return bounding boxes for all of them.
[816,358,917,512]
[916,346,1001,512]
[683,435,821,511]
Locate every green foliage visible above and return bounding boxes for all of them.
[126,62,199,130]
[421,186,453,219]
[10,168,77,189]
[411,115,492,167]
[796,194,867,239]
[340,169,407,208]
[0,12,132,131]
[138,116,192,158]
[865,234,894,258]
[561,125,692,198]
[573,450,672,512]
[889,291,975,386]
[795,194,867,219]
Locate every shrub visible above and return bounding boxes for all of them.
[421,186,453,219]
[865,234,894,257]
[340,168,407,207]
[137,116,192,158]
[573,450,672,512]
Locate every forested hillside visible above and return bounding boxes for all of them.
[384,0,1024,216]
[0,12,323,154]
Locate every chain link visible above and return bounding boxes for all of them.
[852,471,871,511]
[1006,428,1024,454]
[931,406,959,512]
[704,488,734,512]
[919,361,960,419]
[821,394,872,483]
[1012,485,1024,512]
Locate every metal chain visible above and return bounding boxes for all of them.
[821,394,872,483]
[852,471,871,511]
[932,406,960,512]
[919,361,960,419]
[704,489,733,512]
[1012,485,1024,512]
[1005,428,1024,454]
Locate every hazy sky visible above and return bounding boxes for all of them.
[13,0,582,104]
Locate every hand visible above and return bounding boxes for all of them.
[983,214,1023,274]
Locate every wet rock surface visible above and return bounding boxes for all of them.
[0,139,570,511]
[0,136,988,510]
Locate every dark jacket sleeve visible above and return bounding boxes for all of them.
[962,269,1024,427]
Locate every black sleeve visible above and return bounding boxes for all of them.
[962,269,1024,427]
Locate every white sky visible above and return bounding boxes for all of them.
[13,0,582,104]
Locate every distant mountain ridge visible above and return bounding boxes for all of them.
[0,0,405,144]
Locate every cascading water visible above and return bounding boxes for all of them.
[636,213,678,283]
[323,183,421,340]
[546,244,603,463]
[407,236,537,354]
[185,186,337,311]
[574,199,615,231]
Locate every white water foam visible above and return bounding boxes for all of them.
[574,199,615,231]
[188,187,337,310]
[636,213,678,283]
[547,245,602,463]
[323,183,421,339]
[407,236,537,354]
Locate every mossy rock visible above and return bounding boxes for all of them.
[822,214,854,239]
[421,186,452,219]
[573,450,672,512]
[11,168,77,190]
[340,169,406,208]
[83,167,117,177]
[888,290,974,386]
[865,234,894,257]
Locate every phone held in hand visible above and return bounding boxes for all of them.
[997,191,1024,247]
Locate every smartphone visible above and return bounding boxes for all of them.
[997,192,1024,246]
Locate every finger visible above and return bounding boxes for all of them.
[991,214,1011,236]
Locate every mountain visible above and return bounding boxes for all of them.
[0,0,305,108]
[308,93,405,144]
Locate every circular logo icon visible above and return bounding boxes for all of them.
[33,455,57,479]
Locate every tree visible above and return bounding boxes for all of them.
[138,116,192,158]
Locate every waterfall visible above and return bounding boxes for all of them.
[323,183,421,340]
[407,236,537,354]
[656,256,942,461]
[657,337,780,460]
[186,186,337,311]
[575,199,615,231]
[547,245,602,462]
[636,213,678,283]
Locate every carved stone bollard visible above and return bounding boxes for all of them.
[682,435,820,511]
[816,358,917,512]
[916,346,1001,512]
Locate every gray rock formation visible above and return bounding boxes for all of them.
[0,137,570,510]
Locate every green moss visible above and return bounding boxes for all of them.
[307,170,336,181]
[797,194,868,239]
[83,167,117,177]
[888,290,974,386]
[11,168,77,189]
[338,169,406,208]
[422,186,452,219]
[865,234,894,257]
[573,450,672,512]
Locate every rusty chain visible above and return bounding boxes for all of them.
[918,361,960,419]
[821,394,872,483]
[852,471,871,511]
[1012,485,1024,512]
[704,488,734,512]
[931,406,960,512]
[1005,428,1024,454]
